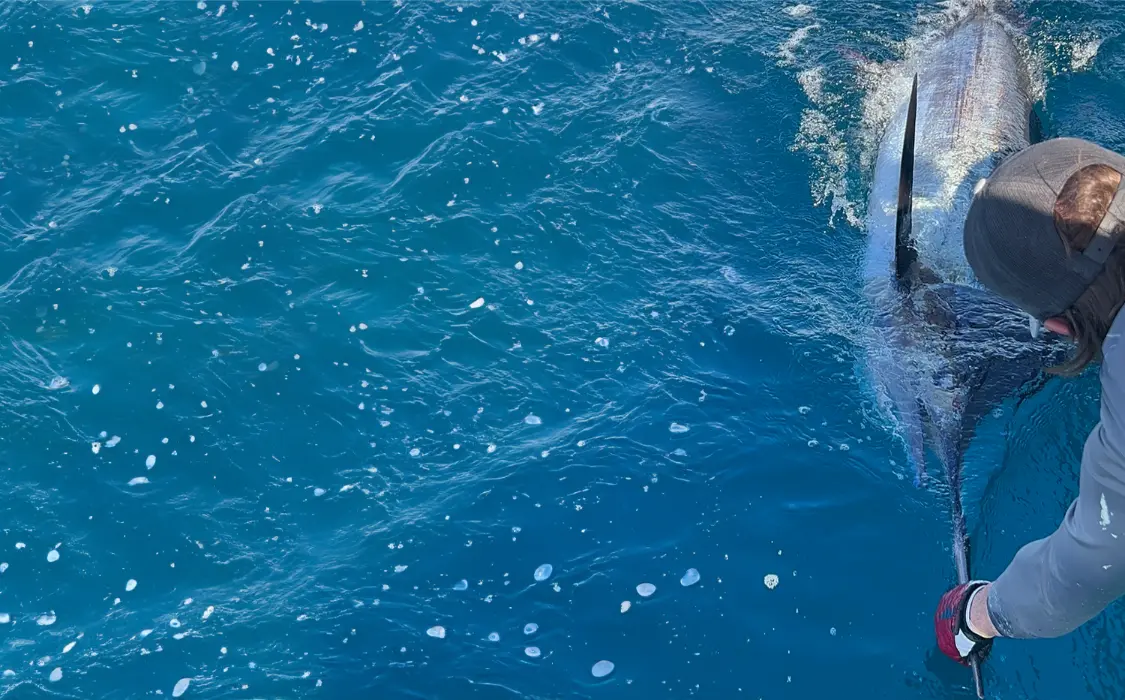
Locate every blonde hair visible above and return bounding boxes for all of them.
[1051,163,1125,376]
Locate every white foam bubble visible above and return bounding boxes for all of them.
[173,677,191,697]
[534,564,552,581]
[620,600,631,613]
[146,455,156,469]
[394,565,408,573]
[764,574,780,589]
[231,60,239,71]
[523,623,538,635]
[49,377,69,390]
[636,583,656,597]
[669,423,689,433]
[595,337,609,348]
[532,103,544,115]
[169,618,181,628]
[128,477,149,486]
[453,579,468,591]
[92,384,101,395]
[592,660,614,678]
[314,488,326,497]
[92,442,101,455]
[353,20,364,31]
[470,297,485,309]
[487,444,496,453]
[37,613,56,626]
[63,641,76,653]
[0,614,9,624]
[1072,37,1102,71]
[126,579,137,591]
[106,436,121,447]
[203,606,214,620]
[426,625,446,639]
[488,632,500,642]
[680,568,700,586]
[47,550,59,563]
[524,646,540,658]
[258,363,267,372]
[524,414,541,426]
[49,668,62,682]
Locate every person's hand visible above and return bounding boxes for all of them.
[935,581,993,665]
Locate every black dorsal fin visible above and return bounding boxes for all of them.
[895,74,919,285]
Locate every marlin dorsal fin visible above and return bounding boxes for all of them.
[895,74,919,285]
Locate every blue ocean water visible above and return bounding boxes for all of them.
[1,0,1124,698]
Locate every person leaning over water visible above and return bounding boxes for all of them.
[934,137,1125,665]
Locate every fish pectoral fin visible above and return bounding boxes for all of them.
[894,73,920,288]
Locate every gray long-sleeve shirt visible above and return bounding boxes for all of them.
[988,310,1125,639]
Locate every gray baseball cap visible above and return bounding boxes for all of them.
[963,137,1125,320]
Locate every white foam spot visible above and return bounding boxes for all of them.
[0,614,9,624]
[156,401,164,410]
[203,606,214,620]
[426,625,446,639]
[106,436,121,447]
[139,629,152,638]
[49,377,69,390]
[49,668,62,683]
[63,641,76,654]
[669,423,689,433]
[92,384,101,395]
[532,103,544,115]
[126,579,137,591]
[1072,37,1102,71]
[487,444,497,453]
[353,20,364,31]
[523,623,538,635]
[470,297,485,309]
[620,601,631,613]
[92,442,101,455]
[784,3,813,17]
[488,632,499,642]
[764,574,780,589]
[231,60,239,71]
[592,660,614,678]
[394,565,408,573]
[1101,493,1111,528]
[524,646,541,658]
[258,363,267,372]
[636,583,656,597]
[524,414,542,426]
[453,579,468,591]
[680,568,700,586]
[169,618,181,628]
[47,550,59,563]
[146,455,156,469]
[534,564,553,581]
[15,543,24,550]
[550,33,559,41]
[173,678,191,697]
[595,337,609,348]
[409,448,420,457]
[128,477,149,486]
[314,488,326,497]
[37,613,56,626]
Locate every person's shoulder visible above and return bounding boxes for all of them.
[1101,309,1125,385]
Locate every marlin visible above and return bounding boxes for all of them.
[862,4,1060,696]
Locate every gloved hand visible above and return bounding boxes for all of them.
[935,580,993,665]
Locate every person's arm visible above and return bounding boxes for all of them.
[982,337,1125,639]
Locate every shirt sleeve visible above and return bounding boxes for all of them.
[986,323,1125,639]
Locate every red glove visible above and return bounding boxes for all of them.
[935,581,993,665]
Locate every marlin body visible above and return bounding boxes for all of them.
[862,8,1058,696]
